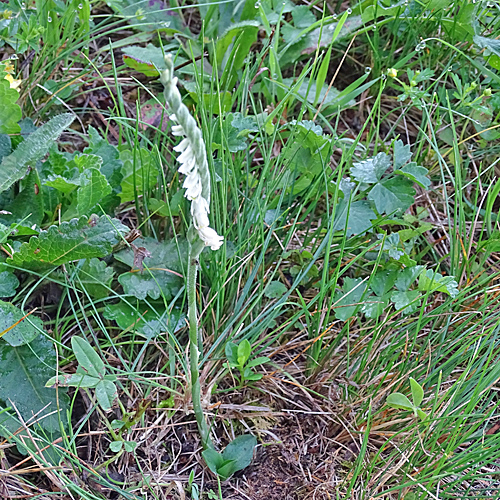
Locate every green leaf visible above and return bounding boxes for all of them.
[45,373,100,389]
[78,258,115,300]
[115,237,185,301]
[0,169,45,226]
[418,269,459,298]
[237,339,252,366]
[0,271,19,298]
[333,200,377,236]
[361,293,390,319]
[0,113,75,193]
[109,441,123,453]
[225,341,239,366]
[71,336,105,378]
[409,378,424,408]
[122,44,166,77]
[77,168,112,215]
[0,300,43,347]
[220,434,257,479]
[9,215,128,266]
[386,392,414,411]
[333,278,368,321]
[395,266,424,291]
[124,440,137,452]
[473,35,500,58]
[390,290,421,314]
[95,379,117,411]
[351,153,391,184]
[368,178,415,215]
[379,233,404,260]
[0,79,21,135]
[264,280,287,299]
[394,162,431,190]
[416,408,428,421]
[246,356,270,368]
[393,139,412,169]
[0,335,68,434]
[202,448,225,474]
[371,269,399,297]
[119,148,159,203]
[215,21,260,72]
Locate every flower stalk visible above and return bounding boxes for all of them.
[161,54,222,450]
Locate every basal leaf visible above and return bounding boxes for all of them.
[409,378,424,407]
[0,335,68,434]
[220,434,257,479]
[351,153,391,184]
[0,79,21,135]
[264,280,287,299]
[368,177,415,215]
[0,113,75,193]
[395,265,424,291]
[0,300,43,347]
[9,215,128,266]
[95,379,117,411]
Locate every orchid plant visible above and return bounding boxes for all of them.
[160,55,257,476]
[161,54,222,451]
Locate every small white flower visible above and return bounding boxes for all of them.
[172,125,184,136]
[182,173,202,200]
[191,197,210,229]
[198,226,224,250]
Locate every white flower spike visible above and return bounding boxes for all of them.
[160,55,223,251]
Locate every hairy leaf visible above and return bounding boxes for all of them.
[0,271,19,298]
[351,153,391,184]
[77,168,112,215]
[0,114,75,193]
[368,177,415,214]
[0,80,21,135]
[9,215,128,266]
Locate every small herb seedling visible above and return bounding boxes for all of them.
[386,377,428,422]
[46,336,117,411]
[225,339,270,386]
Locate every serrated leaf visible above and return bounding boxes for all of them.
[390,290,421,314]
[333,200,377,236]
[0,335,68,434]
[361,293,390,319]
[264,281,287,299]
[77,168,112,215]
[418,269,459,298]
[351,153,391,184]
[119,148,159,203]
[115,237,185,301]
[368,178,415,214]
[71,336,105,378]
[333,278,368,321]
[0,271,19,298]
[379,233,404,260]
[9,215,128,266]
[95,379,117,411]
[409,378,424,407]
[371,269,399,297]
[386,392,414,410]
[393,139,412,169]
[0,79,21,135]
[395,162,430,190]
[0,113,75,193]
[0,301,43,347]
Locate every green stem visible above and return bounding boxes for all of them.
[187,237,213,450]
